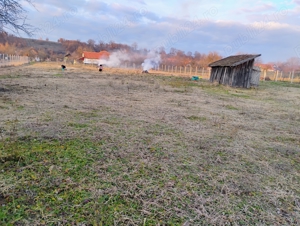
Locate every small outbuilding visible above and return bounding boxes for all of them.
[209,54,261,88]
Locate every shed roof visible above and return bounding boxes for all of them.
[82,51,110,59]
[209,54,261,67]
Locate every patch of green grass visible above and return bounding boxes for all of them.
[67,122,89,128]
[0,74,20,79]
[0,125,299,225]
[75,110,99,118]
[167,79,200,88]
[0,138,186,225]
[0,105,9,109]
[273,136,299,145]
[230,93,250,99]
[17,105,24,110]
[186,115,207,121]
[260,81,300,88]
[225,105,239,110]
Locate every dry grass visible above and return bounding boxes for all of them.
[0,62,300,225]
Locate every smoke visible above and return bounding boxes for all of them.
[98,49,161,71]
[142,51,161,71]
[98,50,130,67]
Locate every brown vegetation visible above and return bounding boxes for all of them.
[0,63,299,225]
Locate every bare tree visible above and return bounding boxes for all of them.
[0,0,35,36]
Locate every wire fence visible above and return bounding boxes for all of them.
[155,65,211,79]
[263,70,300,83]
[110,63,213,79]
[152,64,300,83]
[1,57,300,84]
[0,53,29,67]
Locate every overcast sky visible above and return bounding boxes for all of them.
[22,0,300,62]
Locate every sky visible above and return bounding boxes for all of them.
[21,0,300,62]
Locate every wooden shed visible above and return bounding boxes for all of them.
[209,54,261,88]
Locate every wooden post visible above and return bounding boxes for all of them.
[175,66,177,73]
[275,70,279,81]
[263,70,267,81]
[289,71,291,81]
[190,66,192,75]
[291,70,295,83]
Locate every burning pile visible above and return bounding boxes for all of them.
[141,50,161,72]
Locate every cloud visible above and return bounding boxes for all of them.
[294,0,300,5]
[129,0,146,5]
[18,0,300,62]
[85,0,109,13]
[239,3,276,13]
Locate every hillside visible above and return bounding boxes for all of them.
[22,38,65,54]
[0,32,67,59]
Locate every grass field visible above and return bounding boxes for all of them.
[0,63,300,225]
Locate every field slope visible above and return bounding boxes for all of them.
[0,63,300,225]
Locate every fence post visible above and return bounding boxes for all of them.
[291,70,295,84]
[275,71,279,81]
[263,70,267,81]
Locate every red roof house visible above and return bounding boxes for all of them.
[80,51,110,64]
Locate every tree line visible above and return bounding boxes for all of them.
[1,32,300,71]
[0,33,223,68]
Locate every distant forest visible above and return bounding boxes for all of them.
[0,32,299,71]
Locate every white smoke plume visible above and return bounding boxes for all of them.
[97,49,161,70]
[142,50,161,71]
[98,50,130,67]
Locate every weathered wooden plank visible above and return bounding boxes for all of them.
[210,58,257,88]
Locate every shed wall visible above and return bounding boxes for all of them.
[209,59,255,88]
